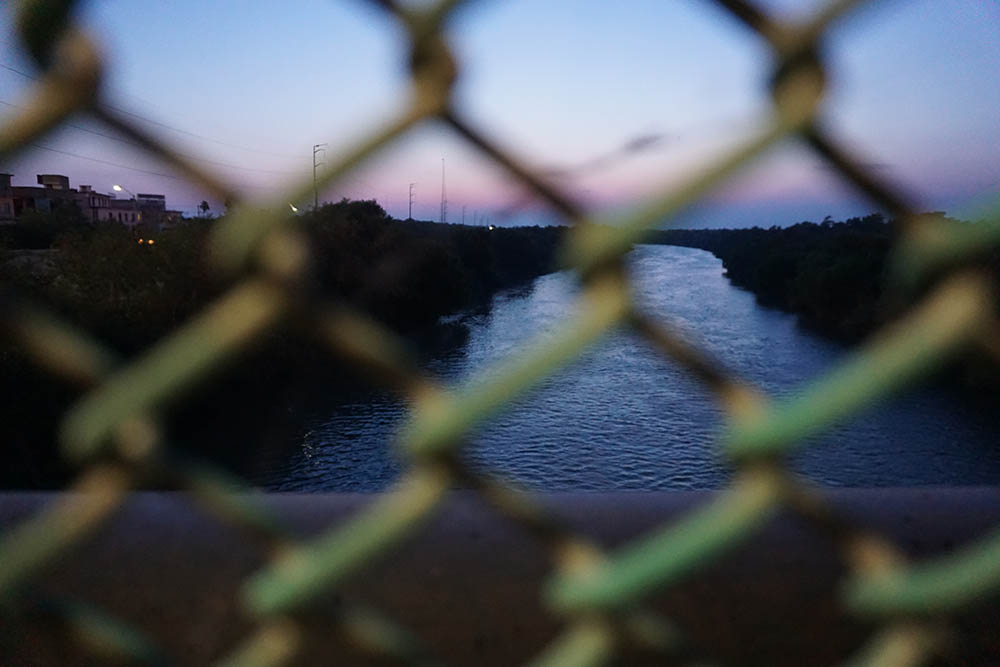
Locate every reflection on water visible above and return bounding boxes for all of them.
[261,245,1000,491]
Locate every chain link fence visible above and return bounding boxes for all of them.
[2,0,1000,664]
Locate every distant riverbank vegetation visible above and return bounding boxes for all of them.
[648,213,999,390]
[649,214,896,341]
[2,200,564,343]
[0,200,564,487]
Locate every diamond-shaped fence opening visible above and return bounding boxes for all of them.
[1,0,1000,665]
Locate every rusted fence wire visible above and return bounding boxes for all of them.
[2,0,1000,664]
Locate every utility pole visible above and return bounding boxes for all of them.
[440,158,447,224]
[462,205,466,225]
[313,143,327,210]
[408,182,415,220]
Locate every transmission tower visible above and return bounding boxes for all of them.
[440,158,447,223]
[312,143,327,210]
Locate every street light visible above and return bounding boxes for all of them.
[112,184,140,229]
[112,183,136,200]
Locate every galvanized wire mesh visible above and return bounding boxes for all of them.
[2,0,1000,664]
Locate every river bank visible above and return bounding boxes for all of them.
[264,245,1000,492]
[647,217,1000,394]
[0,202,564,487]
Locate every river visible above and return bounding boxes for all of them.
[261,244,1000,491]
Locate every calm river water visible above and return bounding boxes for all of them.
[262,245,1000,491]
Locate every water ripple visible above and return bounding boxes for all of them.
[262,245,1000,491]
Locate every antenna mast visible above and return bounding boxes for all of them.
[312,143,327,210]
[440,158,447,223]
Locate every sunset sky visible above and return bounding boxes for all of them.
[1,0,998,225]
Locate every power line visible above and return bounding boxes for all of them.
[18,144,297,198]
[10,137,381,202]
[1,62,302,159]
[103,101,302,159]
[0,98,309,177]
[26,143,186,179]
[0,62,37,81]
[1,65,382,202]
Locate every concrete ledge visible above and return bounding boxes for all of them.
[2,488,999,665]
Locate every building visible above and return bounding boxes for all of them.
[137,193,166,210]
[107,198,142,226]
[0,174,13,221]
[36,174,70,189]
[133,192,183,228]
[0,173,182,228]
[76,184,114,222]
[1,173,84,220]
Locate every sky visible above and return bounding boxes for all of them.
[1,0,998,226]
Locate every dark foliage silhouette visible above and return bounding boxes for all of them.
[0,200,563,487]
